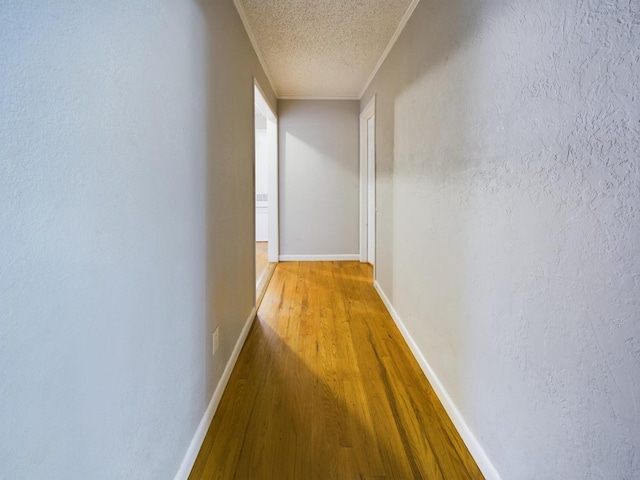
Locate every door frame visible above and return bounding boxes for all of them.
[359,95,376,265]
[254,79,279,263]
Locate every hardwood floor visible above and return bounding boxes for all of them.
[255,242,275,304]
[190,261,484,479]
[255,242,269,282]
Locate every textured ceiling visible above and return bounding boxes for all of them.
[236,0,416,99]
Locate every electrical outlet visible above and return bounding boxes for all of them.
[212,328,219,356]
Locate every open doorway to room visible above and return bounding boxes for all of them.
[254,80,278,303]
[254,108,268,272]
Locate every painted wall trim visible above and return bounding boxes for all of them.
[254,79,280,263]
[359,95,376,264]
[254,77,277,120]
[358,0,420,99]
[373,281,502,480]
[173,307,258,480]
[266,113,279,263]
[235,0,419,102]
[279,254,360,262]
[277,95,361,101]
[233,0,278,97]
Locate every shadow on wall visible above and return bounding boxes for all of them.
[369,0,640,477]
[196,0,259,401]
[277,100,360,257]
[278,100,360,169]
[368,0,492,404]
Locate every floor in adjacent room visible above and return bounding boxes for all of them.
[190,261,484,479]
[255,241,274,303]
[255,241,269,282]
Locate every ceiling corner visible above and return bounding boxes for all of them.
[233,0,279,98]
[358,0,421,99]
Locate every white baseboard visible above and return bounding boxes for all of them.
[279,254,360,261]
[173,307,257,480]
[373,281,501,480]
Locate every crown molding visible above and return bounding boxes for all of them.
[233,0,279,97]
[358,0,420,99]
[277,95,361,101]
[235,0,420,101]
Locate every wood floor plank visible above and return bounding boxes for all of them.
[189,261,484,479]
[255,241,268,280]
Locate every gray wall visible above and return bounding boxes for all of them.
[279,100,360,257]
[0,1,275,478]
[362,0,640,478]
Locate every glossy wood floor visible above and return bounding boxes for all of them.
[255,242,275,304]
[255,242,269,282]
[190,262,484,480]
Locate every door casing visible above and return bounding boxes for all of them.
[254,79,279,263]
[359,95,376,267]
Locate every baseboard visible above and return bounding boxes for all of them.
[373,281,501,480]
[279,254,360,261]
[173,307,257,480]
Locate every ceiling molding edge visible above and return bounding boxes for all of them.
[277,95,361,101]
[233,0,279,98]
[358,0,421,99]
[254,78,277,120]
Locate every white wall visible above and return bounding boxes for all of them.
[0,1,275,478]
[279,100,359,258]
[255,125,268,241]
[362,0,640,478]
[255,128,268,197]
[255,111,269,203]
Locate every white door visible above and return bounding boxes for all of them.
[367,116,375,265]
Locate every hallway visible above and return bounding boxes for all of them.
[3,1,637,478]
[189,262,483,479]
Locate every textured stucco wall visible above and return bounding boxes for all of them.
[362,0,640,478]
[279,100,360,257]
[0,0,275,478]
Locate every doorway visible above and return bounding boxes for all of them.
[254,80,278,302]
[359,96,376,269]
